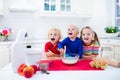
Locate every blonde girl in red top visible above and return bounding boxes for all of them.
[44,28,62,59]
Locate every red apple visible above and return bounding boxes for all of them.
[31,65,38,74]
[37,67,40,71]
[23,66,34,78]
[17,64,27,76]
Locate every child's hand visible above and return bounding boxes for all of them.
[59,48,64,57]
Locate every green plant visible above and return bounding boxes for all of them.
[105,26,119,33]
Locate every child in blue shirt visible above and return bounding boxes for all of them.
[58,24,83,59]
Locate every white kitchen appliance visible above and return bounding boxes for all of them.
[11,29,43,72]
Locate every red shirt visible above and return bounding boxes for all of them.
[44,41,60,54]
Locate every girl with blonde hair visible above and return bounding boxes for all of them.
[80,26,100,60]
[44,28,62,59]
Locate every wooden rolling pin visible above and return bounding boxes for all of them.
[95,58,120,68]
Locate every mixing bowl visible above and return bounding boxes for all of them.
[62,53,79,65]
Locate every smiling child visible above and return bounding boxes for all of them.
[58,24,83,59]
[80,26,100,60]
[44,28,62,59]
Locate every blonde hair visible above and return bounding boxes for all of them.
[48,28,61,40]
[68,24,79,32]
[80,26,100,45]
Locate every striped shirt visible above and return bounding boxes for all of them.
[83,41,100,55]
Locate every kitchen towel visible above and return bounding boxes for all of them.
[38,60,103,71]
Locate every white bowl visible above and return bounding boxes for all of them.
[62,56,79,65]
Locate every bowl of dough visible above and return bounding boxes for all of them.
[62,53,79,65]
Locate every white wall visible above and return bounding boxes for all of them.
[0,0,114,40]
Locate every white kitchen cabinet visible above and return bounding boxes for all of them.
[9,0,36,12]
[114,46,120,61]
[0,0,3,15]
[0,42,13,69]
[39,0,71,16]
[100,45,114,59]
[39,0,93,17]
[100,39,120,61]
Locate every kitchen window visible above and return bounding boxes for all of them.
[44,0,56,11]
[60,0,71,12]
[115,0,120,27]
[43,0,71,12]
[41,0,92,17]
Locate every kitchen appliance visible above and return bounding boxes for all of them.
[11,29,43,72]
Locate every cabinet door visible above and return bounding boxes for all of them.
[40,0,59,14]
[72,0,93,17]
[115,46,120,61]
[100,45,114,59]
[0,46,10,69]
[0,0,3,15]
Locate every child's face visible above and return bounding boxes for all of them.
[81,28,93,45]
[68,26,79,39]
[48,30,60,44]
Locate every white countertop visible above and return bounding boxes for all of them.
[0,63,120,80]
[0,38,120,46]
[0,41,14,45]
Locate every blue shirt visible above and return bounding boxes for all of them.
[58,37,83,59]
